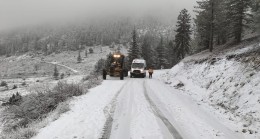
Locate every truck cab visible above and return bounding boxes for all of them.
[130,59,146,78]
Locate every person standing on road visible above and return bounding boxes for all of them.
[148,67,153,78]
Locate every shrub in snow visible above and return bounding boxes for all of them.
[2,92,22,106]
[94,58,106,74]
[6,53,11,57]
[21,81,26,86]
[174,81,184,89]
[55,101,70,116]
[12,85,17,89]
[82,75,91,81]
[82,72,99,81]
[85,49,88,57]
[89,48,94,53]
[0,80,7,87]
[82,71,102,89]
[53,65,59,80]
[60,73,65,79]
[77,51,82,63]
[1,128,37,139]
[2,81,84,132]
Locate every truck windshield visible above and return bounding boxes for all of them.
[132,63,144,68]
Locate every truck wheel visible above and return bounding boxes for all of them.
[103,69,107,80]
[124,70,128,77]
[120,72,124,80]
[143,73,146,78]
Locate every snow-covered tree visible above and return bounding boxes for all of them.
[167,40,178,67]
[89,48,94,53]
[156,36,169,68]
[141,35,151,62]
[77,50,82,63]
[95,58,106,73]
[53,65,59,80]
[85,49,88,57]
[128,27,140,68]
[105,53,113,70]
[141,34,157,68]
[175,9,192,60]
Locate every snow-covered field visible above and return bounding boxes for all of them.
[0,46,112,102]
[0,46,112,78]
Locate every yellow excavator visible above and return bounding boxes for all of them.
[103,52,128,80]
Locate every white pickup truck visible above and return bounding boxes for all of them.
[130,59,147,78]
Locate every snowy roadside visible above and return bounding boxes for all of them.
[33,80,126,139]
[0,46,117,138]
[156,42,260,139]
[145,78,244,139]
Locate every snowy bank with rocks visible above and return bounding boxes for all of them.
[159,41,260,139]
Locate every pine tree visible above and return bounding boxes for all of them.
[156,36,169,69]
[127,27,140,68]
[167,40,178,67]
[149,47,157,68]
[253,0,260,32]
[141,34,156,68]
[209,0,214,52]
[194,1,212,50]
[194,0,228,51]
[175,9,192,60]
[141,35,151,62]
[53,65,59,80]
[256,10,260,33]
[105,53,113,70]
[85,49,88,57]
[214,0,229,45]
[77,50,82,63]
[226,0,253,43]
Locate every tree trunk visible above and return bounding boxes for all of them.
[209,0,214,52]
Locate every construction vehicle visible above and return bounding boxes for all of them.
[103,52,128,80]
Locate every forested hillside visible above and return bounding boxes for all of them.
[194,0,260,52]
[0,16,175,56]
[1,0,260,70]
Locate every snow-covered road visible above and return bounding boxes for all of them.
[33,71,245,139]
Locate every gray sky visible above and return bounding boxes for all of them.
[0,0,196,31]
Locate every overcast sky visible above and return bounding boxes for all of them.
[0,0,196,31]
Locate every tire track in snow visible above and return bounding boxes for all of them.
[143,81,183,139]
[100,81,128,139]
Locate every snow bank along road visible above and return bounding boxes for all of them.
[34,72,244,139]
